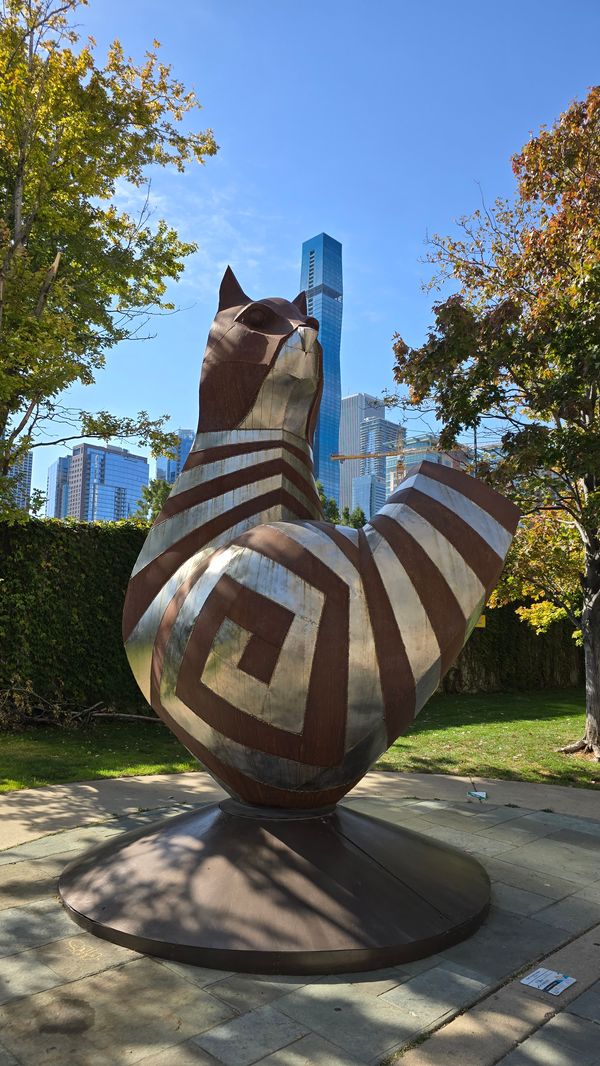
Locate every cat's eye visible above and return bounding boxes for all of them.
[237,304,282,332]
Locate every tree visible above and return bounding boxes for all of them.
[134,477,170,522]
[340,504,366,529]
[0,0,217,520]
[490,511,583,640]
[316,480,340,524]
[349,506,366,529]
[392,86,600,756]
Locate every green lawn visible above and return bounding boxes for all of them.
[379,688,598,789]
[0,688,597,793]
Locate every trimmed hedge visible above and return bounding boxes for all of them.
[0,520,583,724]
[442,608,582,693]
[0,520,148,718]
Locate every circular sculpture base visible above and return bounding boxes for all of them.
[58,802,490,975]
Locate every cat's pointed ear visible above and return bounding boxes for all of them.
[219,267,249,311]
[292,291,307,315]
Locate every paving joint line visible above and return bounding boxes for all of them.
[387,921,600,1065]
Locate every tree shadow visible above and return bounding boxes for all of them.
[407,688,585,733]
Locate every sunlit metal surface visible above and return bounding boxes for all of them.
[123,269,520,809]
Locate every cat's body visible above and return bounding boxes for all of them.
[123,268,519,808]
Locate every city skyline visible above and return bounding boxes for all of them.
[24,0,598,501]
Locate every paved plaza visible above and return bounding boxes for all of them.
[0,771,599,1065]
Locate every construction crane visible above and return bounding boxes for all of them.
[330,450,405,461]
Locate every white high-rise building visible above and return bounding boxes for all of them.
[338,393,384,511]
[350,416,405,519]
[8,450,33,510]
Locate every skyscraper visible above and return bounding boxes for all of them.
[46,455,70,518]
[359,416,405,478]
[7,449,33,511]
[8,450,33,510]
[338,393,384,511]
[300,233,342,503]
[156,428,195,485]
[402,432,463,470]
[65,443,149,521]
[351,415,405,520]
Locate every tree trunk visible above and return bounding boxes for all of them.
[582,574,600,756]
[560,546,600,758]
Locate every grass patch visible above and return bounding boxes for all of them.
[378,687,598,789]
[0,688,597,793]
[0,720,196,792]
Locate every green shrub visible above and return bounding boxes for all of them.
[0,519,147,726]
[0,520,584,729]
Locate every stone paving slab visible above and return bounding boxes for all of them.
[0,957,235,1065]
[491,881,555,917]
[275,978,419,1062]
[207,974,310,1013]
[2,769,600,850]
[498,1014,600,1065]
[132,1045,221,1066]
[480,856,582,900]
[194,1004,309,1066]
[33,933,141,982]
[534,894,600,933]
[396,924,600,1066]
[0,860,57,909]
[0,897,74,957]
[0,950,64,1005]
[252,1032,367,1065]
[435,908,571,983]
[567,977,600,1022]
[0,787,600,1064]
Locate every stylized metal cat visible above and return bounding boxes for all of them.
[123,268,519,808]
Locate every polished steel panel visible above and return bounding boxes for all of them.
[169,446,313,500]
[273,522,384,750]
[124,270,519,807]
[365,523,443,706]
[378,502,485,618]
[398,473,512,559]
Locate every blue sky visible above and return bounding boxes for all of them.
[32,0,600,493]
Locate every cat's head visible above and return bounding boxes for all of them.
[198,267,322,443]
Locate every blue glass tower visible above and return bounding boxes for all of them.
[66,443,149,520]
[156,428,195,485]
[300,233,342,503]
[46,455,70,517]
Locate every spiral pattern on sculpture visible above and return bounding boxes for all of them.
[123,268,519,809]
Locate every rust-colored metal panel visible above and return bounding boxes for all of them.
[120,268,519,806]
[59,803,490,975]
[60,267,519,973]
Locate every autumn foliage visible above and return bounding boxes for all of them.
[393,87,600,755]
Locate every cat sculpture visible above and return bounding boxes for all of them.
[123,267,519,809]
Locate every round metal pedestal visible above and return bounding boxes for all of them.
[58,801,490,975]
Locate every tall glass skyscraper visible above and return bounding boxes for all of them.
[46,455,70,518]
[60,443,149,521]
[8,450,33,510]
[300,233,342,503]
[338,393,385,511]
[156,428,195,485]
[350,416,405,520]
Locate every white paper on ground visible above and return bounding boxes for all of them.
[467,790,488,800]
[521,967,577,995]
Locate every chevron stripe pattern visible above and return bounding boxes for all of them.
[123,275,519,809]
